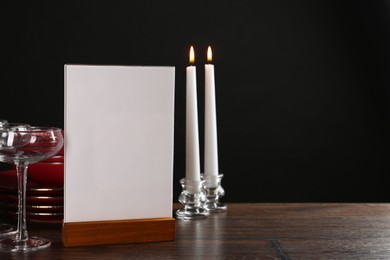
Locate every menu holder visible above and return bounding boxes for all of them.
[62,218,175,247]
[63,65,176,247]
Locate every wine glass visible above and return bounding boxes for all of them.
[0,126,63,252]
[0,119,15,237]
[0,121,31,238]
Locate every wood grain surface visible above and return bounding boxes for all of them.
[1,203,390,259]
[62,217,175,247]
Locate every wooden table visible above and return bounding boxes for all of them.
[1,203,390,259]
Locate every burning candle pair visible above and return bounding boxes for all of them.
[186,46,219,193]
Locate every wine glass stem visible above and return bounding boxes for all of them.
[16,164,29,241]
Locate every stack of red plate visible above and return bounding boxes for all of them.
[0,146,64,223]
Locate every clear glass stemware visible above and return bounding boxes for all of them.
[0,121,31,238]
[0,119,13,236]
[0,126,63,252]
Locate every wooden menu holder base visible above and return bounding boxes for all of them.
[62,217,176,247]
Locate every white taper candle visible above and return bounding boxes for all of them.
[204,46,219,187]
[186,46,201,193]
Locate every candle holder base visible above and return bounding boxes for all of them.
[176,178,209,220]
[201,174,226,212]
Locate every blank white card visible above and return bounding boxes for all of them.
[64,65,175,223]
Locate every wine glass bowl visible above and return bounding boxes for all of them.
[0,126,63,252]
[0,119,8,127]
[1,123,32,146]
[0,127,61,164]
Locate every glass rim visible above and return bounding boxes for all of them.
[0,126,63,133]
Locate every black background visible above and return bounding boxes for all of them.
[0,0,389,202]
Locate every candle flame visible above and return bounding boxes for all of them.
[189,46,195,64]
[207,46,212,63]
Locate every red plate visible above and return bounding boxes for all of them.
[0,187,63,196]
[28,162,64,188]
[0,170,40,191]
[0,203,63,213]
[42,155,64,163]
[0,210,63,223]
[0,195,63,206]
[0,170,63,195]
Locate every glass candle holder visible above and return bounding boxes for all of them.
[176,178,209,220]
[201,174,226,212]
